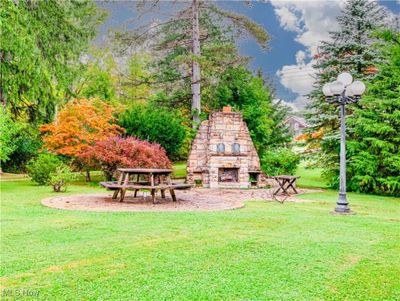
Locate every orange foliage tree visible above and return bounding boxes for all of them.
[40,98,124,180]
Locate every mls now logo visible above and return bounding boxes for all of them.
[2,288,40,298]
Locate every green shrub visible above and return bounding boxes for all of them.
[1,123,42,173]
[261,148,300,176]
[119,104,186,161]
[26,154,62,185]
[0,110,20,165]
[49,165,76,192]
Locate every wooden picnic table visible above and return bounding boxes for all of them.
[270,175,300,202]
[100,168,192,203]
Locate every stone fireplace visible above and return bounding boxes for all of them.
[187,106,262,188]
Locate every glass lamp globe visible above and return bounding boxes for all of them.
[350,80,366,96]
[345,85,354,97]
[322,83,333,96]
[330,81,345,95]
[337,72,353,86]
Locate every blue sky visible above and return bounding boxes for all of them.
[96,0,399,110]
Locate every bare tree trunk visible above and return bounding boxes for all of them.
[85,169,91,182]
[191,0,201,128]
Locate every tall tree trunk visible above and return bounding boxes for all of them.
[191,0,201,128]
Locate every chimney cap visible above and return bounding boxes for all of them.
[222,106,232,113]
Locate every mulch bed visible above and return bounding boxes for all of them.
[41,188,318,212]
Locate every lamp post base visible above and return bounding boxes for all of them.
[330,210,356,215]
[331,193,355,214]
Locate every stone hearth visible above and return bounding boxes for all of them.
[187,107,261,188]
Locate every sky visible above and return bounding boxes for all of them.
[96,0,399,111]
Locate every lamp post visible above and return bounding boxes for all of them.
[322,72,366,214]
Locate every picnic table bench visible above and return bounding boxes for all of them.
[269,175,300,202]
[100,168,192,203]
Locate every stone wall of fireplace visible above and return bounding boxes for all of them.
[187,107,261,188]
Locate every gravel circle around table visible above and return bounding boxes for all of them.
[41,188,319,212]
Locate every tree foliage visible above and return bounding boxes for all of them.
[119,104,187,160]
[79,136,172,180]
[119,53,153,104]
[0,110,42,172]
[346,31,400,196]
[40,98,124,158]
[113,1,269,125]
[0,109,19,164]
[74,48,118,102]
[26,153,63,185]
[216,67,291,154]
[261,148,300,176]
[0,0,104,123]
[305,0,392,188]
[49,165,76,192]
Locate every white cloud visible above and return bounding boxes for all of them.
[276,62,316,110]
[274,6,301,32]
[295,50,306,65]
[270,0,342,110]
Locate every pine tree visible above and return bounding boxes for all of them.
[151,11,249,118]
[347,31,400,196]
[305,0,389,187]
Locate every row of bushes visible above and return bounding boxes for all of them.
[27,145,300,192]
[26,136,171,191]
[1,100,188,174]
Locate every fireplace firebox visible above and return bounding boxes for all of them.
[218,168,239,183]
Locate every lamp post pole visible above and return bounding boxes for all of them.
[322,72,366,214]
[336,98,349,213]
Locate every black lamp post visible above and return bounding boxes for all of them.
[322,72,366,214]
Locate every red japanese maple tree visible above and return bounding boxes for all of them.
[79,136,172,180]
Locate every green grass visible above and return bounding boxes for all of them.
[296,161,329,189]
[172,161,187,178]
[1,167,399,300]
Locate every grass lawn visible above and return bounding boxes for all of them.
[296,161,329,189]
[1,166,399,300]
[172,161,187,178]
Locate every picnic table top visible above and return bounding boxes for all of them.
[269,175,300,180]
[117,168,173,174]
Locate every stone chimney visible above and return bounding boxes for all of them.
[222,106,232,113]
[186,109,261,188]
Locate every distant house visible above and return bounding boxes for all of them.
[285,116,308,138]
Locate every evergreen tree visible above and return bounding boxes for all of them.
[151,12,249,118]
[347,31,400,196]
[305,0,389,186]
[0,0,104,123]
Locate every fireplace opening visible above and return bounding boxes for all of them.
[218,168,239,183]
